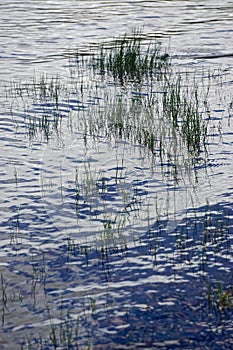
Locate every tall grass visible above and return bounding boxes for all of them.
[5,75,69,142]
[162,74,209,158]
[83,30,169,84]
[84,72,210,172]
[6,33,210,165]
[2,30,232,350]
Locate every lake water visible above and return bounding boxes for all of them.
[0,1,233,349]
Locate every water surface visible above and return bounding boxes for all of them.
[0,1,233,349]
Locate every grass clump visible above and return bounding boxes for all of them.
[207,281,233,315]
[88,30,169,84]
[5,75,67,142]
[87,72,210,170]
[162,75,209,158]
[7,75,63,107]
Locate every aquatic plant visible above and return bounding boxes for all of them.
[6,75,63,105]
[5,75,69,142]
[26,111,63,142]
[73,155,144,248]
[85,72,210,176]
[0,274,8,327]
[0,273,24,328]
[162,74,209,158]
[5,34,209,163]
[207,280,233,315]
[84,30,169,84]
[21,313,92,350]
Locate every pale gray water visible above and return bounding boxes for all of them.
[0,1,233,349]
[1,0,233,80]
